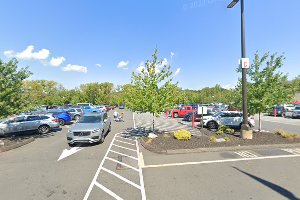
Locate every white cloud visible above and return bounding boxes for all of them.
[170,52,175,59]
[96,64,102,68]
[14,45,50,60]
[174,68,181,76]
[62,64,87,73]
[50,56,65,67]
[117,60,129,68]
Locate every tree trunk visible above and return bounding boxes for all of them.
[152,113,155,133]
[259,112,262,132]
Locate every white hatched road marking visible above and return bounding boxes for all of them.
[102,167,141,189]
[115,139,136,146]
[83,130,146,200]
[116,135,136,141]
[94,182,123,200]
[113,144,137,152]
[282,148,300,155]
[234,151,258,158]
[109,150,138,160]
[106,157,139,172]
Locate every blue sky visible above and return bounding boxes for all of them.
[1,0,299,90]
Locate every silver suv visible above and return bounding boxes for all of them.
[0,115,60,136]
[201,111,255,130]
[67,112,111,146]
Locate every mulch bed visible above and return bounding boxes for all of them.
[0,135,34,151]
[141,128,300,151]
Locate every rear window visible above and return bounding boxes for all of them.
[295,107,300,110]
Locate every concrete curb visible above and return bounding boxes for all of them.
[0,137,35,152]
[139,137,300,155]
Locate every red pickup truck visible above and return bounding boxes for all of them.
[171,106,196,118]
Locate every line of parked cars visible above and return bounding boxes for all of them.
[0,102,117,137]
[267,104,300,119]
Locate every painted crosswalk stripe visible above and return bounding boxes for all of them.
[235,151,258,158]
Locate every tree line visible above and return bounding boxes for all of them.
[1,52,300,118]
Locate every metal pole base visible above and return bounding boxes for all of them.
[240,124,253,139]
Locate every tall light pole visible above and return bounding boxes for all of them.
[228,0,252,139]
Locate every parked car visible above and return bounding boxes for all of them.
[0,114,59,136]
[268,105,285,117]
[77,103,93,107]
[292,106,300,119]
[34,109,72,126]
[183,110,214,122]
[200,111,255,130]
[66,108,84,121]
[171,105,196,118]
[83,106,101,114]
[96,105,107,112]
[67,112,111,146]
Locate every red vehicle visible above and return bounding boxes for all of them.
[171,106,196,118]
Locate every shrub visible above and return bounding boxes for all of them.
[218,125,228,132]
[224,137,230,142]
[174,130,191,140]
[216,130,224,135]
[209,136,217,142]
[163,133,170,138]
[225,128,235,134]
[275,129,285,136]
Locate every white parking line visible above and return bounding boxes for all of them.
[142,154,300,169]
[136,140,146,200]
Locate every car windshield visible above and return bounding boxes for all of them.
[212,112,221,117]
[78,115,101,123]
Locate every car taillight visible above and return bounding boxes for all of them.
[52,119,59,122]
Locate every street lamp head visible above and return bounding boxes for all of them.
[227,0,239,8]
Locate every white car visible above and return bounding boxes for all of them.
[201,111,255,130]
[96,105,107,112]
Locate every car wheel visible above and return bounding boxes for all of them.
[38,125,50,134]
[68,143,75,147]
[59,119,65,126]
[173,113,179,118]
[207,121,218,130]
[74,115,80,121]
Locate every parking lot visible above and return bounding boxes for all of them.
[1,109,300,200]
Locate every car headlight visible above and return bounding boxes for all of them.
[92,129,101,133]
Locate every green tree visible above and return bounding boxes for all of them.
[0,58,32,117]
[235,52,293,131]
[126,49,178,132]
